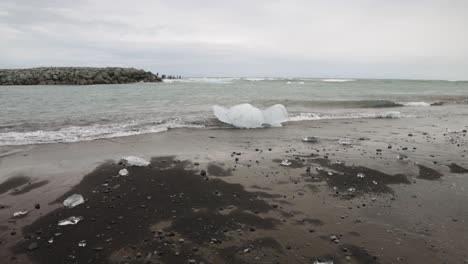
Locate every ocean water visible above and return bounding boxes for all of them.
[1,78,467,146]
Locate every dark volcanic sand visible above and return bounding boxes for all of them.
[0,176,30,195]
[6,155,396,264]
[417,165,443,180]
[12,157,283,264]
[448,163,468,174]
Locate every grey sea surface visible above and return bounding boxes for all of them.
[1,78,467,145]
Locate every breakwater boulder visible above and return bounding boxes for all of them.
[0,67,163,85]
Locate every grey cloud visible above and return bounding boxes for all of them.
[1,0,467,80]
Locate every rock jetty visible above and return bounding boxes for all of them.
[0,67,163,85]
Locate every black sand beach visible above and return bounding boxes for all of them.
[0,117,467,264]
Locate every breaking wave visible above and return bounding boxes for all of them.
[163,77,237,84]
[289,111,402,121]
[401,102,431,107]
[258,99,450,109]
[321,79,356,82]
[0,120,204,146]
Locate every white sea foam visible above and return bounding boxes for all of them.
[242,77,270,81]
[164,77,236,84]
[289,111,402,121]
[0,121,204,146]
[321,79,355,82]
[286,81,305,85]
[401,102,431,107]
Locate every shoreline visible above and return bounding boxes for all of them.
[1,118,467,263]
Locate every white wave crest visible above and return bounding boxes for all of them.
[0,121,204,146]
[401,102,431,107]
[289,111,401,121]
[164,77,236,84]
[321,79,355,82]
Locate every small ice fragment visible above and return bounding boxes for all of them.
[122,156,150,167]
[338,138,353,145]
[78,240,86,247]
[13,210,28,217]
[281,159,292,166]
[328,172,333,176]
[243,248,250,253]
[357,173,365,178]
[58,216,83,226]
[372,180,378,185]
[347,187,356,192]
[119,168,129,176]
[316,166,323,171]
[302,136,319,143]
[48,238,54,244]
[63,194,84,208]
[314,260,334,264]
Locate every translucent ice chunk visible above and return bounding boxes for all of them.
[213,104,288,128]
[262,104,289,126]
[122,156,150,166]
[281,159,292,166]
[119,168,129,176]
[13,210,28,217]
[314,261,334,264]
[63,194,84,208]
[58,216,83,226]
[302,136,319,143]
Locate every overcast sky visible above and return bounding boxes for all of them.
[1,0,467,79]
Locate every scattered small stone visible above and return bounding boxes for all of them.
[28,242,39,251]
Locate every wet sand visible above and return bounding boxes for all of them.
[0,117,467,264]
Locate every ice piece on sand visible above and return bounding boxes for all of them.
[314,261,334,264]
[122,156,150,166]
[338,138,353,145]
[119,168,129,176]
[213,103,288,128]
[281,159,292,166]
[63,194,84,208]
[58,216,83,226]
[13,211,28,217]
[302,136,320,143]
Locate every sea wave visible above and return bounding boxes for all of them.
[321,79,356,82]
[401,102,431,107]
[259,99,404,109]
[0,120,204,146]
[163,77,237,84]
[289,111,402,121]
